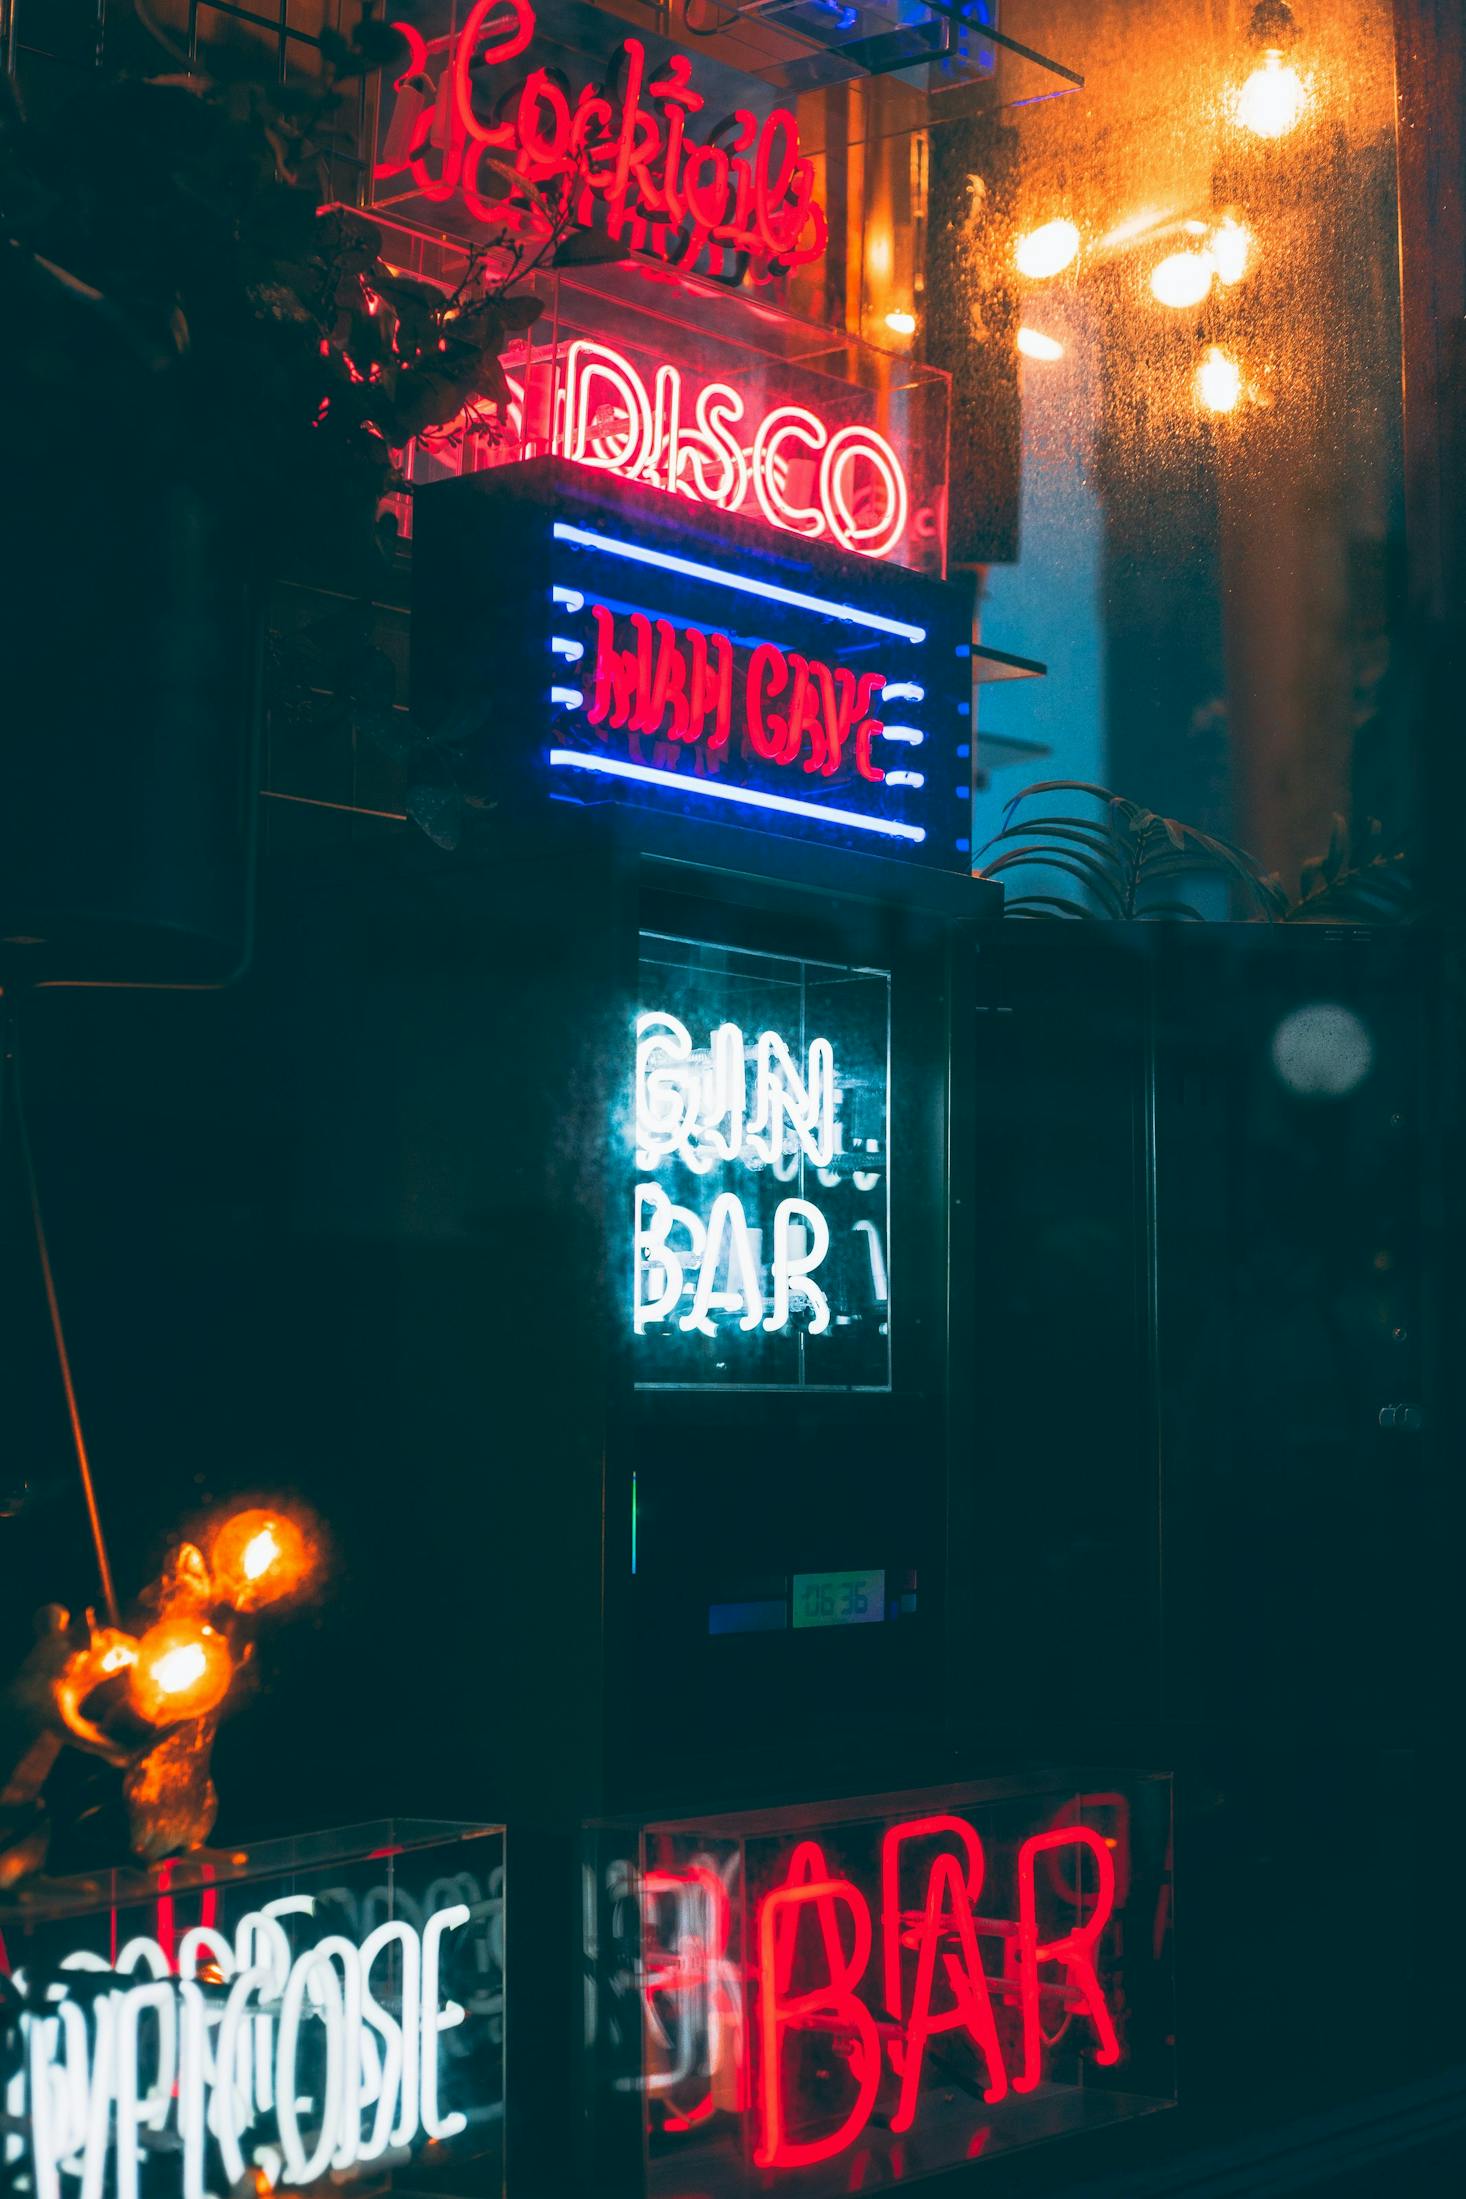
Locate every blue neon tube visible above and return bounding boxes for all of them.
[551,523,927,644]
[547,749,927,843]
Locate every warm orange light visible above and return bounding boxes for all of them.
[210,1508,312,1611]
[1235,50,1309,137]
[883,309,917,337]
[95,1634,138,1676]
[1016,327,1064,362]
[1151,251,1214,310]
[1196,344,1243,414]
[129,1618,234,1725]
[1211,215,1253,285]
[1014,219,1080,279]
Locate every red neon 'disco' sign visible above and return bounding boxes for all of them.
[375,3,827,280]
[560,342,909,560]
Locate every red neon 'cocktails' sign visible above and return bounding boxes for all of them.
[375,3,828,280]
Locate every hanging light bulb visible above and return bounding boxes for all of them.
[883,309,917,337]
[211,1507,313,1612]
[1196,344,1244,414]
[1016,327,1064,361]
[1014,219,1080,279]
[129,1617,234,1724]
[1151,251,1215,309]
[1235,1,1309,138]
[1210,214,1253,285]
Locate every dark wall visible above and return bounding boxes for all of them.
[963,920,1454,2131]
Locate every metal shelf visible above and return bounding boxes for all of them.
[969,644,1048,684]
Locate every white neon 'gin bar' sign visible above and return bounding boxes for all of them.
[4,1897,481,2199]
[632,936,890,1390]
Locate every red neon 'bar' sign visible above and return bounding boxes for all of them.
[584,606,889,782]
[592,1781,1176,2189]
[375,3,828,280]
[756,1822,1117,2168]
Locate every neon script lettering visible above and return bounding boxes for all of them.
[585,605,887,782]
[6,1899,473,2199]
[376,5,827,279]
[561,342,910,559]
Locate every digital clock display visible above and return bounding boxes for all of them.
[792,1569,886,1629]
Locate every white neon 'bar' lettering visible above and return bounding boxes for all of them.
[547,750,927,844]
[636,1183,692,1330]
[765,1198,832,1334]
[885,770,925,787]
[681,1193,764,1334]
[549,686,584,710]
[551,523,927,642]
[879,724,926,744]
[882,680,925,702]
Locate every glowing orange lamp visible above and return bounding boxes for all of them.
[1235,1,1309,139]
[210,1509,312,1612]
[129,1618,234,1725]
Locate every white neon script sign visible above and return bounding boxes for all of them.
[6,1898,472,2199]
[634,1011,836,1337]
[561,342,910,561]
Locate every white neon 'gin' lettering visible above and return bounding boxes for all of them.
[747,1032,835,1167]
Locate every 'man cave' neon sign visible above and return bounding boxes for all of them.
[560,342,909,561]
[586,607,890,783]
[5,1898,475,2199]
[375,3,827,280]
[406,459,974,871]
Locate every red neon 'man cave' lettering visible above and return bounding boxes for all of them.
[587,607,734,752]
[755,1842,882,2171]
[378,7,827,278]
[586,610,886,782]
[560,343,909,561]
[1013,1827,1122,2092]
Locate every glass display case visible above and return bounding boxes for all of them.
[633,931,891,1390]
[585,1774,1174,2193]
[0,1821,506,2199]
